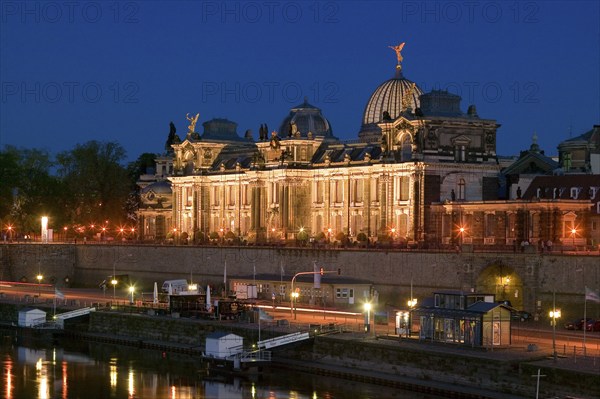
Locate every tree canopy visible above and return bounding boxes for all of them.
[1,141,143,238]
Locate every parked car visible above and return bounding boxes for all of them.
[564,318,593,330]
[585,319,600,332]
[511,310,532,322]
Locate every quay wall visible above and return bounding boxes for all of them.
[1,244,599,318]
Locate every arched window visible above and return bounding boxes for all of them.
[458,179,466,200]
[401,135,412,162]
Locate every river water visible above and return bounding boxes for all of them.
[1,333,436,399]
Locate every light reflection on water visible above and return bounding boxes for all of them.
[1,337,433,399]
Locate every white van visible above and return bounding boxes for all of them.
[161,279,188,294]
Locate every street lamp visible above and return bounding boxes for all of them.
[128,286,135,304]
[291,291,299,319]
[406,298,417,337]
[549,291,561,362]
[571,228,577,249]
[364,302,372,333]
[111,278,118,301]
[36,274,43,296]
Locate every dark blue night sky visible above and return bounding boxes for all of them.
[1,1,598,161]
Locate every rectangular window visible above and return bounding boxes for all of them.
[271,182,279,204]
[485,214,496,236]
[228,186,235,206]
[371,178,379,201]
[185,187,193,207]
[400,177,410,201]
[454,145,466,162]
[354,179,363,202]
[212,186,220,206]
[315,181,324,203]
[570,188,578,199]
[242,185,248,205]
[458,179,466,200]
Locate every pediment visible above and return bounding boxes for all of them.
[451,135,472,145]
[393,117,416,132]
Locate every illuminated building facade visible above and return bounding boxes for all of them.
[137,50,599,248]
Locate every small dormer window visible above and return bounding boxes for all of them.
[570,187,579,199]
[536,188,541,198]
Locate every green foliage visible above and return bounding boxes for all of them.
[56,141,130,225]
[1,141,141,236]
[0,148,21,220]
[0,146,64,232]
[225,231,236,239]
[315,232,326,241]
[194,230,205,242]
[126,153,158,221]
[377,235,390,243]
[209,231,220,240]
[356,232,368,242]
[297,230,309,241]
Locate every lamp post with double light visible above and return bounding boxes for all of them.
[549,291,561,362]
[129,286,135,304]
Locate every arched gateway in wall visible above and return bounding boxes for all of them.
[476,263,524,310]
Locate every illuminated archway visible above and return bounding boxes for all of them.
[476,263,524,309]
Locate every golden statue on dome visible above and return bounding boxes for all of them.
[389,42,405,66]
[186,113,199,133]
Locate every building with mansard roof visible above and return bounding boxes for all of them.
[137,45,598,249]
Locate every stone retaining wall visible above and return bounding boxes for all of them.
[1,244,599,318]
